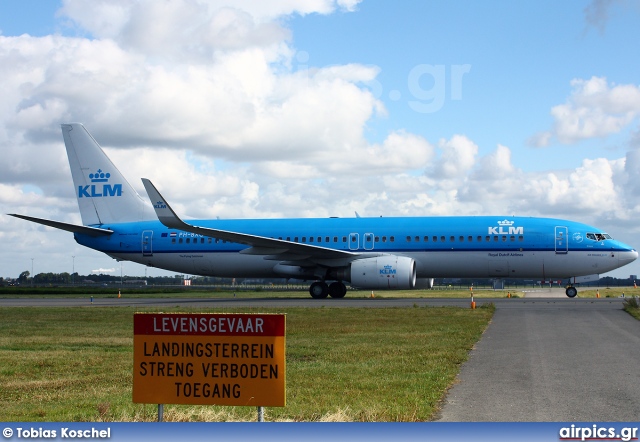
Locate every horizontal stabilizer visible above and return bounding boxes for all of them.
[9,214,113,237]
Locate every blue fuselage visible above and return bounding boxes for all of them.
[74,216,637,281]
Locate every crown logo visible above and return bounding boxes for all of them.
[497,219,514,226]
[89,169,111,183]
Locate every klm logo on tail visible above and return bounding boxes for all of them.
[78,169,122,198]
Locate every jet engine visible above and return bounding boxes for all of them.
[348,255,416,290]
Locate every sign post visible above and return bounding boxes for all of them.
[133,313,286,412]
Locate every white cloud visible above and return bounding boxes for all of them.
[430,135,478,178]
[533,76,640,146]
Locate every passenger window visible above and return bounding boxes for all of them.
[460,236,464,242]
[390,236,395,242]
[382,236,387,242]
[441,236,445,242]
[468,236,472,241]
[424,236,429,242]
[433,236,437,242]
[407,236,411,242]
[450,236,455,242]
[415,236,420,242]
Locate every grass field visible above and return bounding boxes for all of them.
[0,304,494,422]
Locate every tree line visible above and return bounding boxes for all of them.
[3,271,238,286]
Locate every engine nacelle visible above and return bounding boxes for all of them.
[349,256,416,290]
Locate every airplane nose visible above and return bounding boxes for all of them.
[620,249,638,265]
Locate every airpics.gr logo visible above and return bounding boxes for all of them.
[78,169,122,198]
[488,219,524,235]
[380,265,397,276]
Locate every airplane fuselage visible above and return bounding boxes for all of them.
[75,215,637,282]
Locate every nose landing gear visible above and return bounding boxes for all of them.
[565,286,578,298]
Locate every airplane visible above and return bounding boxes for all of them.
[9,123,638,298]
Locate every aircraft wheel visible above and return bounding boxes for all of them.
[566,286,578,298]
[328,281,347,298]
[309,281,329,299]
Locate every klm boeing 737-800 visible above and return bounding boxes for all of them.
[10,124,638,298]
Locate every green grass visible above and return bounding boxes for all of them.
[622,296,640,321]
[578,288,640,298]
[0,305,493,422]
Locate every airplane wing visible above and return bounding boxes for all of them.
[141,178,359,261]
[8,214,113,236]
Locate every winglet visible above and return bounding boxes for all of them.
[141,178,190,231]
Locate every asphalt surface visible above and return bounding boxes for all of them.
[437,297,640,422]
[3,289,639,421]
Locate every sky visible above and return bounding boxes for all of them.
[0,0,639,280]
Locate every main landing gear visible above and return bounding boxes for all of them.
[565,285,578,298]
[309,281,347,299]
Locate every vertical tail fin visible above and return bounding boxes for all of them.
[62,123,154,226]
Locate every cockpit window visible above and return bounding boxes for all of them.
[586,232,611,241]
